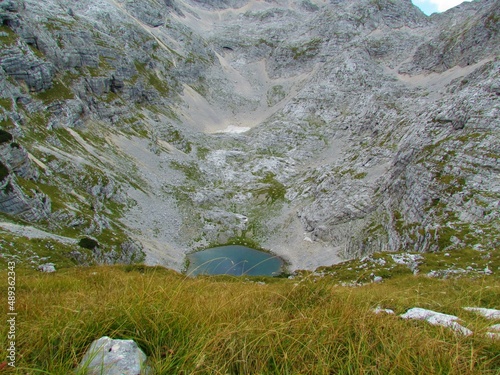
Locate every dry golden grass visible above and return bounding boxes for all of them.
[1,265,499,374]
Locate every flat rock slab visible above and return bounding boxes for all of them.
[400,307,473,336]
[78,336,148,375]
[463,307,500,320]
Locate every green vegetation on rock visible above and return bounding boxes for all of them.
[289,38,321,60]
[0,25,19,45]
[35,79,74,103]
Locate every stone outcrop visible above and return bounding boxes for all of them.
[400,0,499,75]
[0,141,38,179]
[0,139,50,221]
[0,0,22,27]
[400,307,472,336]
[0,45,54,92]
[0,175,50,221]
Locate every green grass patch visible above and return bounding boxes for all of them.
[255,172,287,203]
[134,61,169,96]
[0,97,13,110]
[267,85,286,106]
[0,25,18,45]
[196,146,210,160]
[87,56,114,78]
[289,38,321,60]
[214,236,264,252]
[170,160,204,183]
[0,230,78,269]
[1,265,499,373]
[43,18,76,32]
[16,176,67,212]
[418,248,500,276]
[353,171,367,179]
[28,43,45,58]
[35,79,74,103]
[148,71,169,96]
[455,132,484,143]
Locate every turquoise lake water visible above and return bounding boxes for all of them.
[186,245,284,276]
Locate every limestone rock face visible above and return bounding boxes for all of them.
[0,45,54,92]
[0,140,49,221]
[400,0,500,74]
[0,0,23,27]
[0,142,38,179]
[0,0,498,271]
[0,175,51,221]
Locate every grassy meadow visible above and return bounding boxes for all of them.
[1,262,499,374]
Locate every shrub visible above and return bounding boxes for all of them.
[0,129,13,144]
[0,161,9,181]
[78,237,99,250]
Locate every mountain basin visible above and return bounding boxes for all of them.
[186,245,284,277]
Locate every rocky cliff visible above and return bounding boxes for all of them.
[0,0,498,271]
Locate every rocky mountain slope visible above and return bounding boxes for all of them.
[0,0,498,272]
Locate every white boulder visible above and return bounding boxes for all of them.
[37,263,56,273]
[463,307,500,320]
[400,308,472,336]
[78,336,148,375]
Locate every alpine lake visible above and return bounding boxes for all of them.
[186,245,284,277]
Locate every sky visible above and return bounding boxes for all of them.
[411,0,471,15]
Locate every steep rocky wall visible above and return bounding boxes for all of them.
[0,0,498,271]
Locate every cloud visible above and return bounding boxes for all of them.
[430,0,470,12]
[413,0,471,13]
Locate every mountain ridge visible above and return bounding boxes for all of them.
[0,0,498,272]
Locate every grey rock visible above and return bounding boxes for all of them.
[78,336,148,375]
[0,0,22,13]
[0,43,54,92]
[486,332,500,340]
[400,0,499,74]
[0,142,38,180]
[401,307,473,336]
[37,263,56,272]
[463,307,500,320]
[489,324,500,332]
[0,175,51,221]
[125,0,167,27]
[0,0,22,27]
[119,240,145,264]
[191,0,248,10]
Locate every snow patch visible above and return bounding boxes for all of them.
[217,125,251,134]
